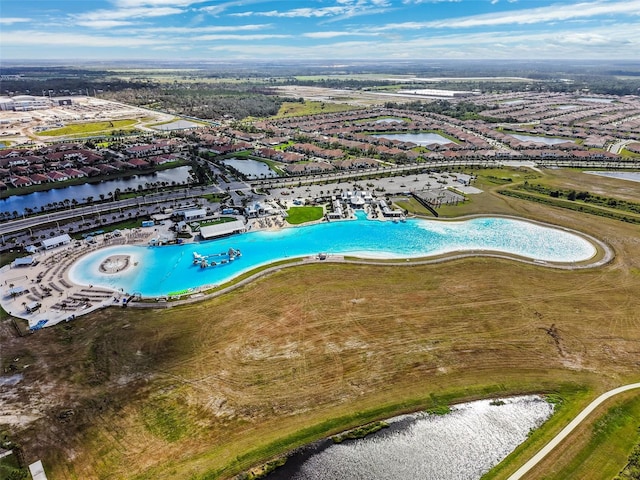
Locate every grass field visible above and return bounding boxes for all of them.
[38,119,139,136]
[275,100,362,117]
[285,206,324,224]
[2,167,640,480]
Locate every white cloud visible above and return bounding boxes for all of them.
[114,0,207,7]
[200,0,272,16]
[401,0,461,3]
[139,24,272,34]
[303,30,379,38]
[73,6,184,23]
[235,7,346,18]
[0,31,166,48]
[233,0,391,19]
[75,20,135,29]
[0,17,31,25]
[372,0,640,31]
[391,0,640,29]
[193,34,290,41]
[203,22,640,60]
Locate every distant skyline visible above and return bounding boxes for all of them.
[1,0,639,61]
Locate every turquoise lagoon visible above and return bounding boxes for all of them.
[68,216,596,297]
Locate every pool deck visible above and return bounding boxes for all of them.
[0,216,299,329]
[1,214,614,330]
[0,228,158,330]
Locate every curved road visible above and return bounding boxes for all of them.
[508,382,640,479]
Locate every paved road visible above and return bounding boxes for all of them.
[0,187,220,237]
[508,382,640,480]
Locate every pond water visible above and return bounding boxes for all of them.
[268,395,553,480]
[0,166,193,216]
[69,216,596,297]
[371,132,452,145]
[579,97,614,104]
[152,119,202,131]
[222,158,277,179]
[374,118,406,124]
[585,171,640,183]
[509,134,575,146]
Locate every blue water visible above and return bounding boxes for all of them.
[0,166,192,216]
[222,158,277,179]
[68,216,596,297]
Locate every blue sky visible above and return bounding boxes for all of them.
[1,0,639,61]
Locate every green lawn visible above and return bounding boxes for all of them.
[524,391,640,480]
[38,119,139,136]
[285,206,324,224]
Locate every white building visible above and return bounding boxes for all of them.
[42,233,71,250]
[200,219,245,240]
[0,95,52,111]
[180,209,207,221]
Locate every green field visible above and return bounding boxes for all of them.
[285,206,324,224]
[275,100,362,118]
[38,119,139,136]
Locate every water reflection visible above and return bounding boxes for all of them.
[268,396,553,480]
[0,166,193,216]
[222,158,276,179]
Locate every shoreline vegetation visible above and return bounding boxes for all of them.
[331,420,390,443]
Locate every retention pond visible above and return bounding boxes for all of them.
[268,395,554,480]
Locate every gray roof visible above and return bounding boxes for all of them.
[42,233,71,248]
[12,256,34,267]
[200,220,245,239]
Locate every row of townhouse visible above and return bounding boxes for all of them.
[0,140,184,191]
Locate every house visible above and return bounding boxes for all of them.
[80,166,102,177]
[63,168,87,179]
[180,209,207,221]
[47,171,69,182]
[126,144,157,156]
[126,158,150,169]
[29,173,50,184]
[10,175,33,187]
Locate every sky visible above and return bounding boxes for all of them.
[1,0,639,61]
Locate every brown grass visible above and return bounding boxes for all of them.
[2,167,640,479]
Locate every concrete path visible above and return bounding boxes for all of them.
[508,382,640,479]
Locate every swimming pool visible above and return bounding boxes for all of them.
[68,216,597,297]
